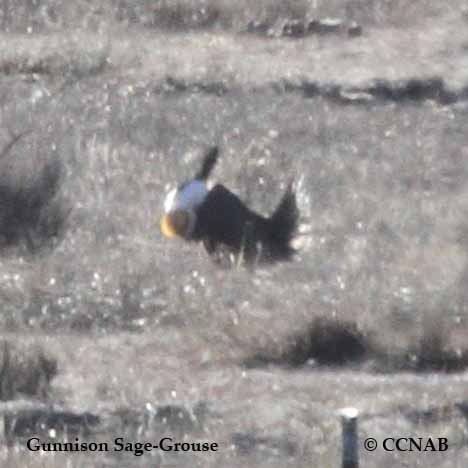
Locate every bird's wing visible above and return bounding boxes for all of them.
[194,184,268,249]
[194,184,249,245]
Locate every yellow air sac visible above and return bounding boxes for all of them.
[160,210,189,238]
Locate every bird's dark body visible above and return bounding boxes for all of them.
[192,183,298,264]
[192,184,268,256]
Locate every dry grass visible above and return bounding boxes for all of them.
[0,340,57,400]
[0,0,464,33]
[0,136,67,253]
[0,1,467,467]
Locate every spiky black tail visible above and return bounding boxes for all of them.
[195,146,219,180]
[267,182,299,260]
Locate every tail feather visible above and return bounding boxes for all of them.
[195,146,219,180]
[268,182,299,259]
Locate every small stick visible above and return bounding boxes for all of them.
[339,407,359,468]
[0,130,29,160]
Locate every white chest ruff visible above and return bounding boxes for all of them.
[163,180,209,238]
[164,180,209,213]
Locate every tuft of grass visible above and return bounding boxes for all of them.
[377,318,468,373]
[243,317,369,368]
[0,340,58,400]
[243,314,468,373]
[0,137,68,253]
